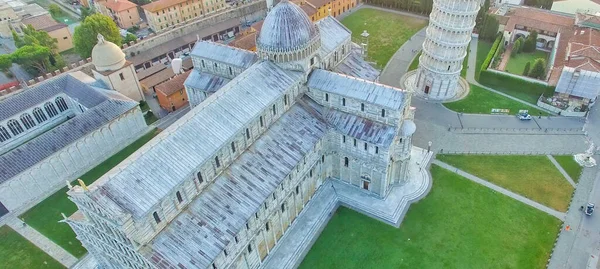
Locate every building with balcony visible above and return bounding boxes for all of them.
[64,1,417,268]
[95,0,141,29]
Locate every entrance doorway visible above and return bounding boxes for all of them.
[0,201,8,217]
[424,85,430,94]
[362,181,369,190]
[171,106,176,111]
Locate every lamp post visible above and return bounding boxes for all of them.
[360,30,369,58]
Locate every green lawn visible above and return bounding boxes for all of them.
[443,84,548,115]
[0,225,64,269]
[436,155,574,211]
[475,40,493,80]
[505,50,549,76]
[553,155,583,183]
[341,8,427,68]
[478,71,556,104]
[19,129,159,257]
[300,165,561,269]
[407,49,468,78]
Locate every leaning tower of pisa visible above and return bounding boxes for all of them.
[411,0,481,100]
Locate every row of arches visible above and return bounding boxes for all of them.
[0,97,69,143]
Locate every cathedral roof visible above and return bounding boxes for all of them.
[307,69,405,110]
[315,16,350,56]
[256,0,319,53]
[94,61,304,218]
[0,75,138,184]
[184,71,231,93]
[190,41,258,69]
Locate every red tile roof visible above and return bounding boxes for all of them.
[21,14,68,32]
[155,70,191,96]
[505,7,574,33]
[229,32,257,51]
[99,0,138,12]
[142,0,187,12]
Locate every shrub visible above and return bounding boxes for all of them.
[523,62,531,76]
[480,34,503,72]
[479,70,555,103]
[529,58,546,79]
[511,40,521,57]
[523,31,538,52]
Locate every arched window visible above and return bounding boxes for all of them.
[245,128,250,139]
[284,94,288,106]
[342,98,346,106]
[55,97,68,112]
[201,59,205,68]
[325,93,329,102]
[0,126,11,142]
[197,172,203,183]
[7,119,23,136]
[361,103,364,111]
[44,102,58,118]
[176,191,183,203]
[20,113,36,129]
[344,157,349,167]
[381,109,386,117]
[259,116,264,127]
[231,141,236,153]
[153,212,161,224]
[215,156,220,168]
[32,108,47,124]
[228,66,233,75]
[272,104,276,115]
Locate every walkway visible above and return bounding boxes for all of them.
[433,160,566,219]
[261,148,433,269]
[547,155,577,187]
[379,27,426,87]
[497,46,512,71]
[5,216,78,267]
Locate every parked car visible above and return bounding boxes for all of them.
[517,113,532,120]
[586,203,595,216]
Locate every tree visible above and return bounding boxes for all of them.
[73,14,122,58]
[523,31,538,52]
[48,4,62,17]
[522,62,531,76]
[479,14,499,41]
[11,45,52,74]
[511,39,521,57]
[124,33,137,44]
[0,54,11,72]
[80,7,95,21]
[18,25,58,51]
[528,58,546,79]
[12,30,24,48]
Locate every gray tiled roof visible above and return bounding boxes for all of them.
[190,41,257,69]
[316,16,350,56]
[94,61,304,218]
[307,69,405,110]
[334,44,380,82]
[256,1,319,53]
[184,71,231,93]
[0,75,109,122]
[0,99,138,184]
[147,103,327,269]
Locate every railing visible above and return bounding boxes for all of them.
[448,126,583,134]
[439,150,579,155]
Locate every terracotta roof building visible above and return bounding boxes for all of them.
[20,14,73,52]
[95,0,141,29]
[142,0,226,32]
[155,70,191,111]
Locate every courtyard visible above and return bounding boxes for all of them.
[341,8,426,68]
[17,129,159,257]
[0,225,64,268]
[504,50,549,76]
[300,165,561,269]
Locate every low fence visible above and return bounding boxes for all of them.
[449,127,583,135]
[537,100,587,117]
[439,150,578,155]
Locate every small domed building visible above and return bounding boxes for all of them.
[65,2,423,269]
[91,34,145,102]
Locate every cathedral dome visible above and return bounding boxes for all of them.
[256,0,320,62]
[92,34,126,72]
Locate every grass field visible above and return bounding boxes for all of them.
[408,51,421,72]
[475,41,493,80]
[436,155,574,211]
[0,225,64,269]
[341,8,426,68]
[553,155,583,183]
[505,50,549,76]
[300,165,561,269]
[19,129,159,257]
[443,84,548,115]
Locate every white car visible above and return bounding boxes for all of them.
[517,113,532,120]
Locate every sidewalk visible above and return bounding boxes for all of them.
[547,155,577,187]
[434,160,566,219]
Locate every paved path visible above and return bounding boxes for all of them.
[547,155,577,187]
[497,46,511,71]
[434,160,566,219]
[5,216,78,267]
[379,27,426,87]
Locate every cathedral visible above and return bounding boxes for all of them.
[0,36,147,216]
[65,1,418,268]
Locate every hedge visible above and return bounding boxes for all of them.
[479,70,556,104]
[480,33,503,73]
